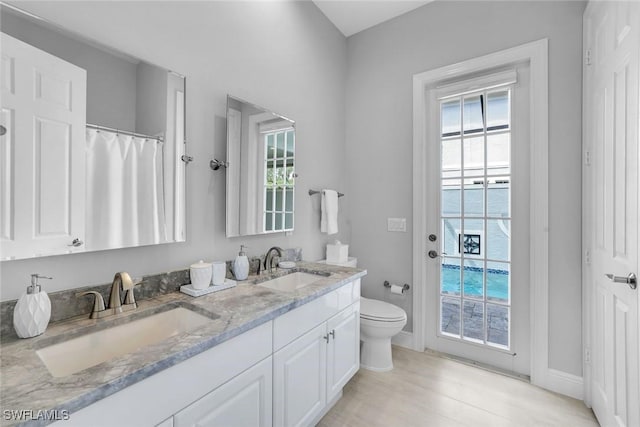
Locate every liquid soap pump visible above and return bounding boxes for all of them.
[233,245,249,281]
[13,274,53,338]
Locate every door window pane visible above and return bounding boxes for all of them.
[442,139,461,177]
[463,180,484,217]
[441,258,461,295]
[487,179,510,217]
[442,218,461,256]
[441,100,461,136]
[442,179,461,216]
[463,259,484,299]
[463,136,484,176]
[486,90,510,131]
[487,133,510,175]
[441,297,461,337]
[487,219,510,262]
[463,95,483,134]
[487,261,510,303]
[463,300,484,341]
[487,304,509,348]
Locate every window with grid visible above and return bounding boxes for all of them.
[439,87,512,350]
[264,129,295,232]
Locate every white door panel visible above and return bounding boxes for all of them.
[0,33,86,259]
[584,2,639,426]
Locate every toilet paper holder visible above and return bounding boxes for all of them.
[383,281,410,292]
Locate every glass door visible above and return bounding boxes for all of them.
[439,88,512,350]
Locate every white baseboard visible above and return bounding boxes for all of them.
[391,331,413,349]
[541,368,584,400]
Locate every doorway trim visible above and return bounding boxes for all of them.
[412,39,562,394]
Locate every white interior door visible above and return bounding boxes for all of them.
[584,2,639,426]
[0,33,86,259]
[424,64,531,376]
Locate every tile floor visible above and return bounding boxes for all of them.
[319,346,599,427]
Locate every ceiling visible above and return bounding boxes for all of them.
[312,0,433,37]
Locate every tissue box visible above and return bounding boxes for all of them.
[327,243,349,263]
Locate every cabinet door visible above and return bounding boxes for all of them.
[326,302,360,402]
[174,357,272,427]
[273,323,327,427]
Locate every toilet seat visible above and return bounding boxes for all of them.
[360,297,407,322]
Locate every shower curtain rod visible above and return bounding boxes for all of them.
[86,123,164,142]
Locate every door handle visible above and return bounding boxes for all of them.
[68,238,84,247]
[605,273,637,290]
[329,330,335,339]
[323,334,330,343]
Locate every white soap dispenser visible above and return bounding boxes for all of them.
[233,245,250,281]
[13,274,53,338]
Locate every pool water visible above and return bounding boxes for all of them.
[441,264,509,301]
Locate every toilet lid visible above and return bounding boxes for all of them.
[360,298,406,321]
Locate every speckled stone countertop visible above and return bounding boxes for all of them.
[0,262,366,426]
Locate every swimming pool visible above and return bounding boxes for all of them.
[441,264,509,301]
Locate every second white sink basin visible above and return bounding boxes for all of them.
[258,272,324,292]
[37,307,215,377]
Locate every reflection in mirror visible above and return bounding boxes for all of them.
[0,4,186,260]
[226,96,295,237]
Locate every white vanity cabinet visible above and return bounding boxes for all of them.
[173,356,272,427]
[326,303,360,402]
[273,280,361,427]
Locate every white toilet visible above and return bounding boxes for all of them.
[318,257,407,372]
[359,296,407,372]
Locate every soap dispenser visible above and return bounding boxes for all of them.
[233,245,249,281]
[13,274,53,338]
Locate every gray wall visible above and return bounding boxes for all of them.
[345,1,585,376]
[1,9,138,131]
[135,62,168,136]
[0,2,348,299]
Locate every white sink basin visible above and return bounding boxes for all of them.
[258,272,324,292]
[37,307,214,377]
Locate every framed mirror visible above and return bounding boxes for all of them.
[0,4,187,261]
[226,95,295,237]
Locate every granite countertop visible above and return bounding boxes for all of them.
[0,262,366,426]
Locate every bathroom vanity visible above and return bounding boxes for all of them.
[0,263,365,427]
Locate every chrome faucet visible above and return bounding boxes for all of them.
[264,247,284,272]
[77,272,139,319]
[109,272,137,314]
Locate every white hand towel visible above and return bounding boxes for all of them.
[321,189,339,235]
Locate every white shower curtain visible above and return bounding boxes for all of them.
[85,129,167,250]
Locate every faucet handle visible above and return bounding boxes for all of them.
[123,276,142,306]
[77,291,106,319]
